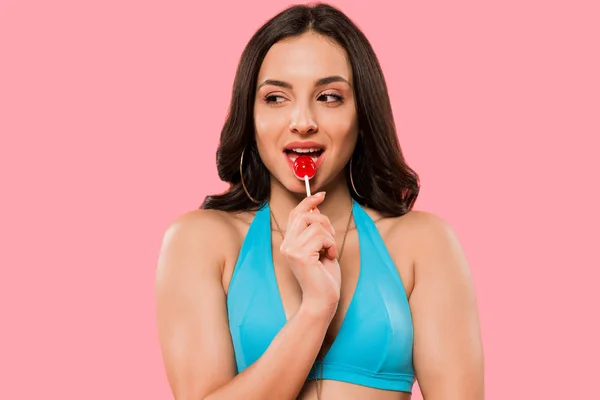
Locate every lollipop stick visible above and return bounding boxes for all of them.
[304,175,311,197]
[304,175,314,213]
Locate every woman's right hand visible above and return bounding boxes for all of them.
[279,192,341,319]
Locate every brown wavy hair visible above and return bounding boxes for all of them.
[201,3,419,217]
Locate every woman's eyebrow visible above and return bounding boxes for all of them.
[315,75,351,87]
[257,79,292,90]
[257,75,351,90]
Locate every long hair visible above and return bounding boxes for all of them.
[201,3,419,217]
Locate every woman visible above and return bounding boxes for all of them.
[156,3,484,399]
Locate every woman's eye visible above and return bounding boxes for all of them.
[318,93,343,103]
[264,95,286,104]
[264,93,343,104]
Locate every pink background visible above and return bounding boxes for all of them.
[1,0,598,398]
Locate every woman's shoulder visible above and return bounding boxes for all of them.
[365,206,460,262]
[364,206,453,236]
[164,208,239,240]
[396,209,458,249]
[389,210,467,283]
[160,209,248,267]
[392,209,454,234]
[165,209,252,247]
[162,207,256,261]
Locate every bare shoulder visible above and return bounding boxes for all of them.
[391,209,456,240]
[407,210,462,253]
[391,211,468,277]
[157,208,242,277]
[378,208,450,230]
[168,207,240,236]
[366,207,457,251]
[162,208,241,243]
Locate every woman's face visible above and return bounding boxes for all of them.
[254,32,358,194]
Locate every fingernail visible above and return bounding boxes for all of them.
[330,226,336,235]
[315,191,325,197]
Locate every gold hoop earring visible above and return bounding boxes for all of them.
[349,157,363,198]
[240,148,261,204]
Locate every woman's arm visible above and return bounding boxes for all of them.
[155,210,331,400]
[408,212,484,399]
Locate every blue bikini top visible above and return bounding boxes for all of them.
[226,200,415,392]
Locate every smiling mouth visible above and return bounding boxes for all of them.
[284,148,324,163]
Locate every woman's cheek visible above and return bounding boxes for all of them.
[255,109,288,136]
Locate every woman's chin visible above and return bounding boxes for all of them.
[272,166,331,196]
[279,176,318,196]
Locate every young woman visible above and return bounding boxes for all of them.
[156,3,484,399]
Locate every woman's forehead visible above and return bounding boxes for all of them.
[257,33,352,85]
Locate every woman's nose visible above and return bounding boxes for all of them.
[289,104,318,135]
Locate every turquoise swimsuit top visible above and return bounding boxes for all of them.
[226,200,415,392]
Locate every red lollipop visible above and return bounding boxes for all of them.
[293,155,316,197]
[293,155,316,179]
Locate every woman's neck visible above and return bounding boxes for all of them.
[267,175,354,231]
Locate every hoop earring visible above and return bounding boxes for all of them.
[349,157,363,198]
[240,148,261,204]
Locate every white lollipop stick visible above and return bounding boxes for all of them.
[304,175,311,197]
[304,175,314,213]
